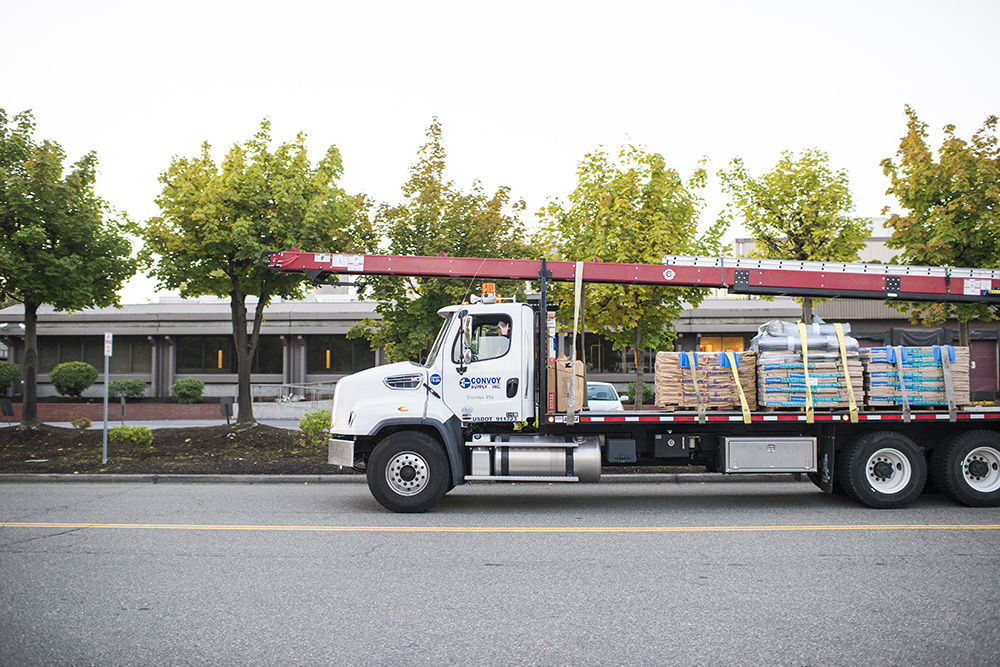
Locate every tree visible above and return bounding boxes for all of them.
[719,149,871,323]
[535,145,726,409]
[881,106,1000,346]
[350,119,530,362]
[142,119,365,426]
[0,108,137,427]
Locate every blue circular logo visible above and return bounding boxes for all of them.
[430,373,441,385]
[459,377,471,389]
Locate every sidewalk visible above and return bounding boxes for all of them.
[0,419,302,431]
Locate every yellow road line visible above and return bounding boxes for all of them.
[1,522,999,534]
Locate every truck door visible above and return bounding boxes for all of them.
[441,309,526,424]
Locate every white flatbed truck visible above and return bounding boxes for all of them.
[264,251,1000,512]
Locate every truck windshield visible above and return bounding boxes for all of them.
[424,314,453,368]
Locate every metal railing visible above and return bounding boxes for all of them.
[251,382,337,404]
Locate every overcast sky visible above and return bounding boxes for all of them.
[4,0,998,303]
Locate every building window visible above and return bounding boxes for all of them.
[253,336,283,374]
[582,333,616,373]
[569,333,657,374]
[176,336,281,374]
[38,336,107,373]
[307,335,375,374]
[700,336,746,353]
[109,337,153,374]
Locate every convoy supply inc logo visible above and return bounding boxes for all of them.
[430,374,441,385]
[459,376,502,390]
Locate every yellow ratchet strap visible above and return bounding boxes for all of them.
[685,352,706,424]
[894,345,912,424]
[797,323,814,424]
[940,347,957,422]
[834,323,858,423]
[726,351,751,424]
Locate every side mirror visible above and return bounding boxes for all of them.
[619,395,629,402]
[461,314,473,349]
[457,312,473,375]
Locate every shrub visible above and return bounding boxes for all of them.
[0,361,20,393]
[625,381,655,406]
[108,379,146,399]
[49,361,99,398]
[172,378,205,404]
[109,425,154,454]
[299,409,331,448]
[70,417,92,430]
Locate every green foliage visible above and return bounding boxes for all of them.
[0,361,20,391]
[298,409,332,449]
[109,425,154,454]
[172,378,205,404]
[70,417,92,429]
[625,382,655,405]
[0,108,137,426]
[535,144,725,407]
[719,148,871,323]
[349,119,531,362]
[881,106,1000,341]
[108,379,146,399]
[49,362,99,398]
[142,119,367,424]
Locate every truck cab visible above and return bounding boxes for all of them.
[329,298,535,440]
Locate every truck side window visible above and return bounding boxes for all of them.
[452,315,512,363]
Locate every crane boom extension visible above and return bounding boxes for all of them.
[263,250,1000,305]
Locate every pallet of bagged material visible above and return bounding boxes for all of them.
[754,329,865,409]
[860,346,970,407]
[654,351,757,410]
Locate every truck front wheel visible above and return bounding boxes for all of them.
[930,431,1000,508]
[836,431,926,509]
[367,431,451,513]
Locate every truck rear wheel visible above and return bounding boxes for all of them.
[367,431,450,513]
[836,431,926,509]
[930,431,1000,508]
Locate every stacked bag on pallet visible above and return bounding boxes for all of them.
[861,345,970,408]
[752,321,865,409]
[654,351,758,410]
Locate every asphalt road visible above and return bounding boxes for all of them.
[1,479,999,666]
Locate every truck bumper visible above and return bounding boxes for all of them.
[329,438,355,467]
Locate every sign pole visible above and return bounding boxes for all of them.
[102,332,112,464]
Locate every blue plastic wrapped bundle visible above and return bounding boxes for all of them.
[752,333,859,353]
[761,321,852,336]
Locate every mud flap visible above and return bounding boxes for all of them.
[817,429,836,494]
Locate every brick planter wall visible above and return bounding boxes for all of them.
[6,402,223,421]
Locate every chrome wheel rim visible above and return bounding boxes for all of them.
[385,451,429,496]
[865,447,911,495]
[962,447,1000,493]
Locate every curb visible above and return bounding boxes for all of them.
[0,472,808,485]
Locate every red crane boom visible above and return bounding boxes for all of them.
[263,251,1000,305]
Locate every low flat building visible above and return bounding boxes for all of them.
[1,292,996,402]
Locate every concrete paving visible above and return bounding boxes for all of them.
[1,419,302,430]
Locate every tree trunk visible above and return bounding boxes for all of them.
[633,323,644,410]
[801,297,814,324]
[959,320,971,347]
[230,283,255,427]
[20,300,39,427]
